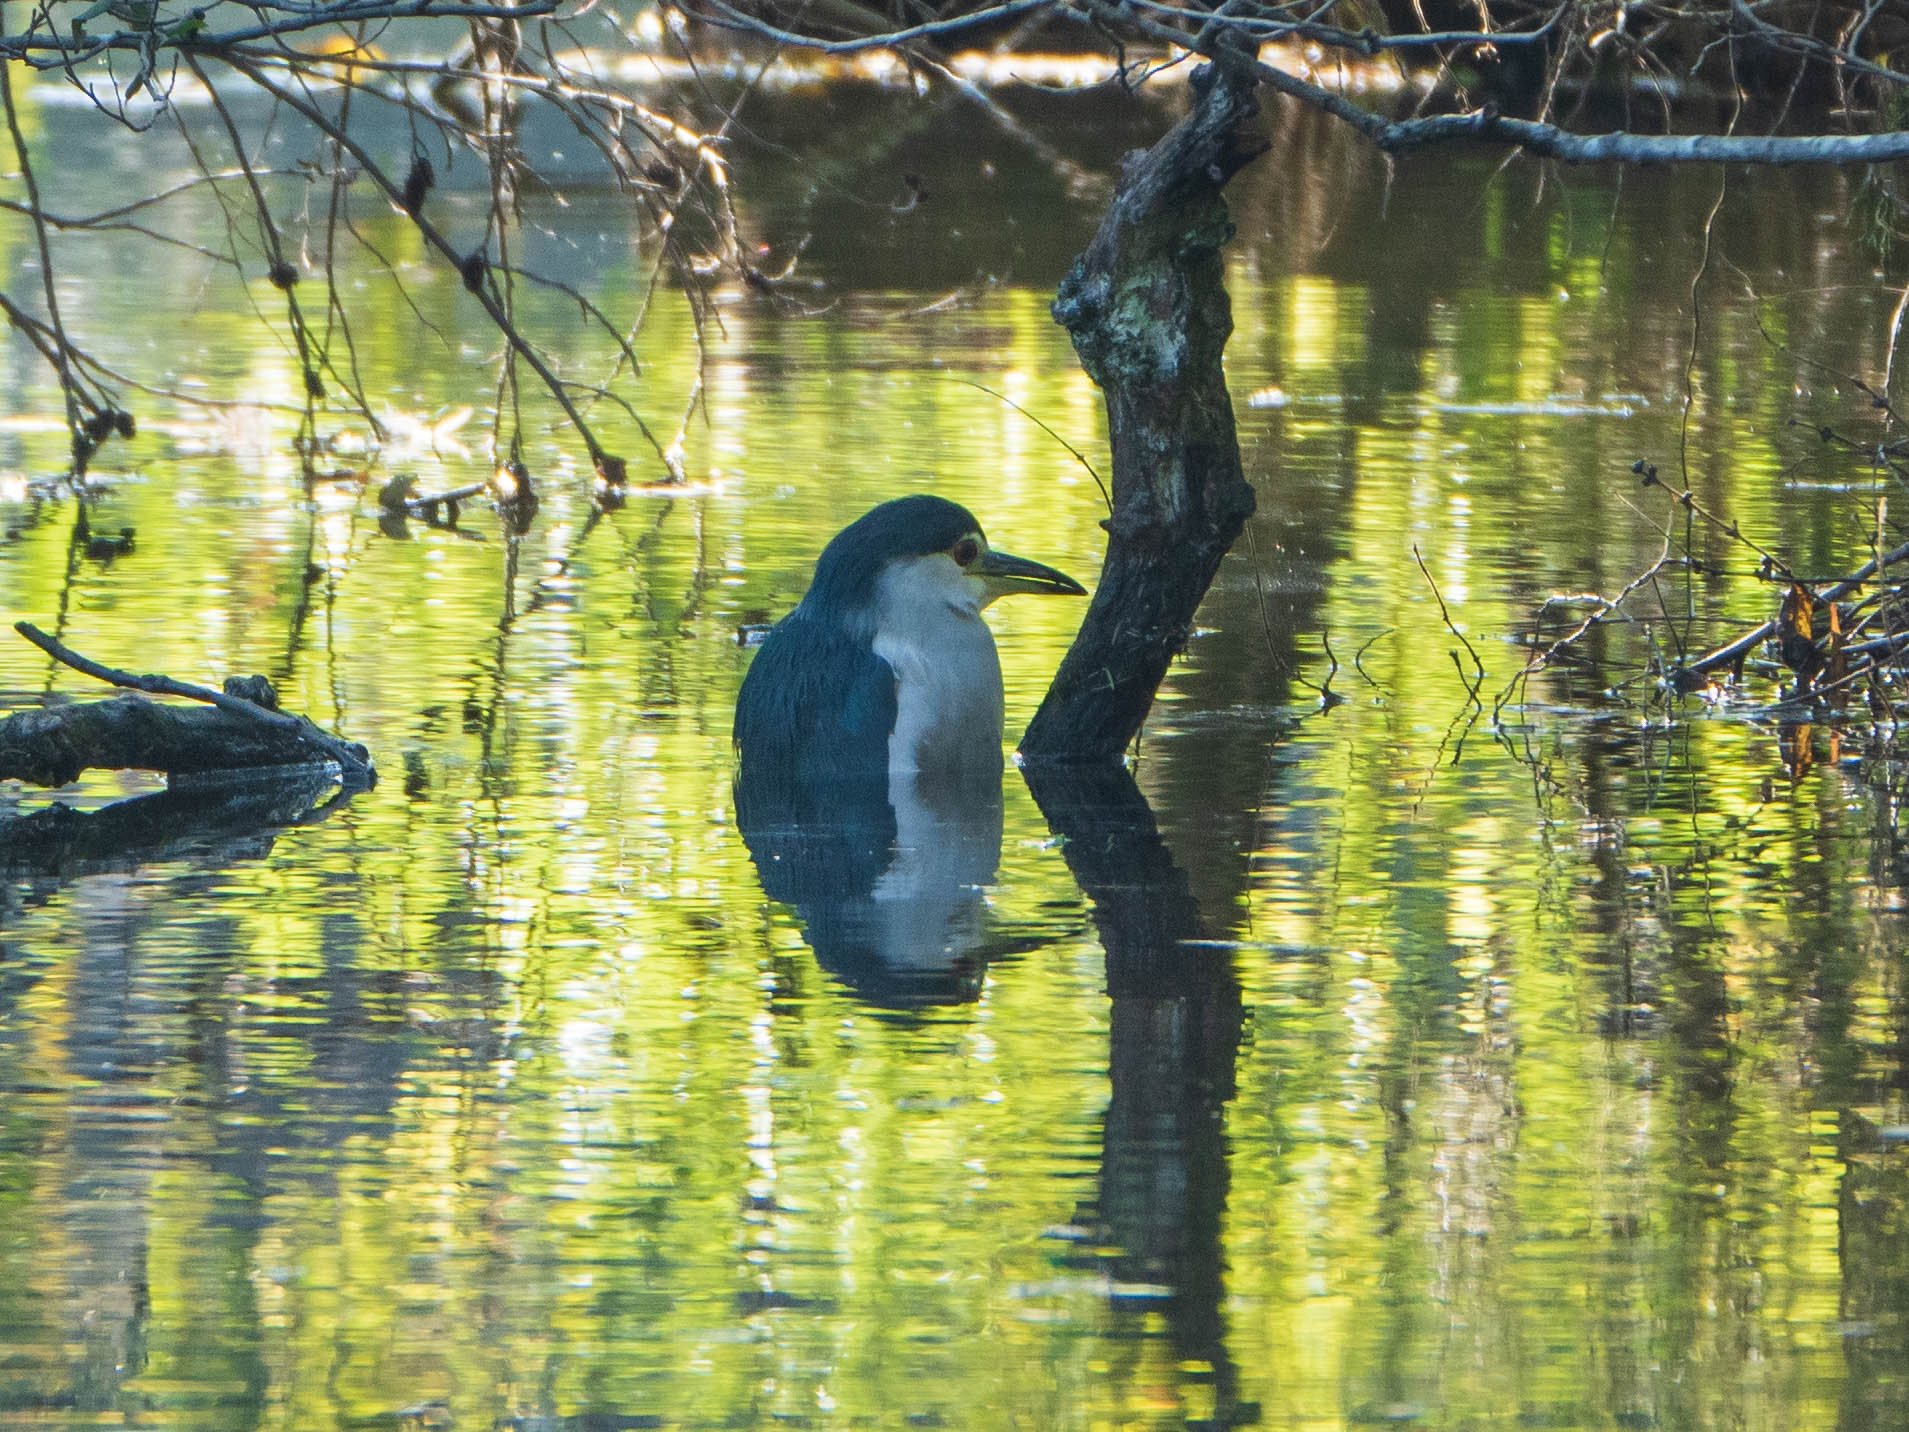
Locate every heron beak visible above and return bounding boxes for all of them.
[971,547,1087,602]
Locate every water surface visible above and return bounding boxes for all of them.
[1,75,1906,1431]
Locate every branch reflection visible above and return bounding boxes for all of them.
[737,748,1252,1421]
[1022,759,1252,1429]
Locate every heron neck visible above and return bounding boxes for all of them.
[871,558,1005,778]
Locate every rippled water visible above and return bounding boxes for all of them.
[1,75,1907,1431]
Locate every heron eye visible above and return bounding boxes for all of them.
[952,537,981,566]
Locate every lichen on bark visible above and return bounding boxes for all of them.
[1021,61,1267,763]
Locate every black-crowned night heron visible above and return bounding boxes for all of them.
[734,495,1086,787]
[733,495,1083,1004]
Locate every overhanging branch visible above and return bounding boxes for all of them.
[3,1,563,67]
[677,0,1909,167]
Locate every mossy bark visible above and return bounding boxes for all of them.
[1020,62,1266,763]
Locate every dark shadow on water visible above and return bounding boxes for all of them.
[737,747,1257,1420]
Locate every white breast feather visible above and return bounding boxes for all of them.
[871,554,1006,775]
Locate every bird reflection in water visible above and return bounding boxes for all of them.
[733,496,1085,1006]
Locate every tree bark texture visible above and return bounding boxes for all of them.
[0,694,371,787]
[1019,61,1267,763]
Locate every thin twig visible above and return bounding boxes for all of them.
[1412,543,1484,702]
[952,376,1110,511]
[19,620,304,729]
[1351,629,1389,688]
[225,53,629,479]
[1635,460,1793,577]
[0,24,95,462]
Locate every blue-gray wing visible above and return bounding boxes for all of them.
[734,613,898,903]
[734,611,897,789]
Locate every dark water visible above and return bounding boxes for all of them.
[2,71,1907,1431]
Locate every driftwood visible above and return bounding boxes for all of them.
[1020,61,1266,763]
[0,623,375,788]
[1671,534,1909,690]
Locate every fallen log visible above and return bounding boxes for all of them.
[0,622,375,787]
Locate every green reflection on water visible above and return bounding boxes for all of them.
[1,87,1907,1432]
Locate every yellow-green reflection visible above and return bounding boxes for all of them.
[0,85,1907,1432]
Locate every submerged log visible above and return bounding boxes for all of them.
[0,695,370,787]
[1020,61,1266,763]
[0,623,375,787]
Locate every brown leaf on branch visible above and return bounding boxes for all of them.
[1777,582,1821,684]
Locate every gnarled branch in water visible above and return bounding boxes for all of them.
[1020,60,1265,763]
